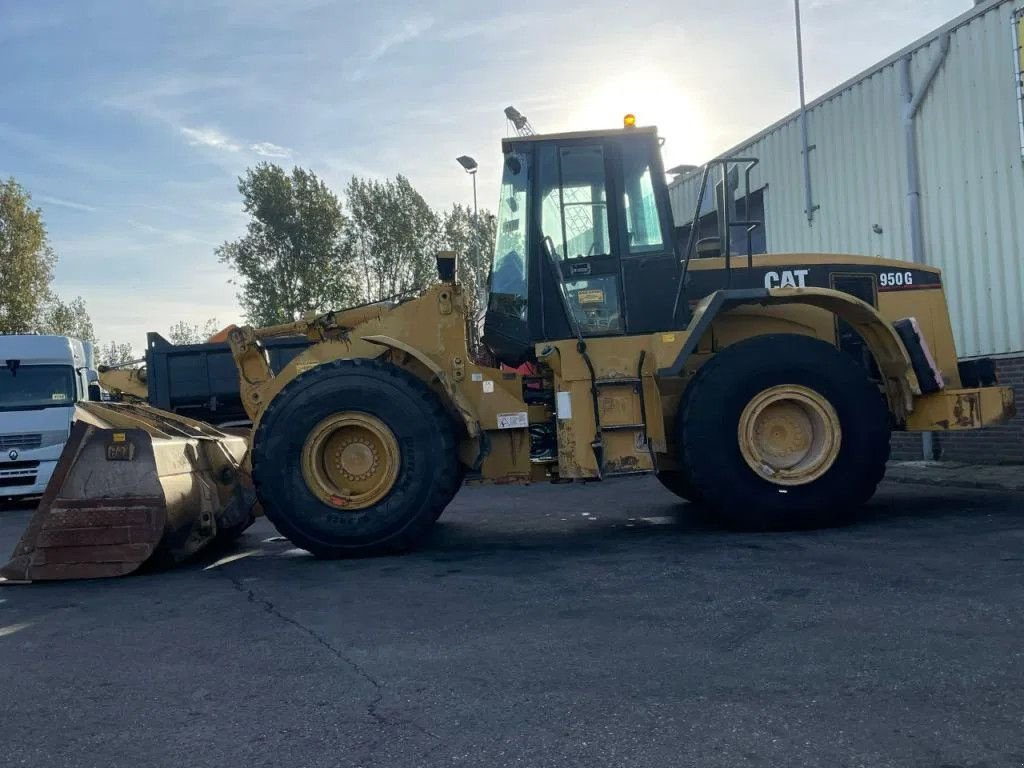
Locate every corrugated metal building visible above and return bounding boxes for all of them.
[668,0,1024,462]
[670,0,1024,359]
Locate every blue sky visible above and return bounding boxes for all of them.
[1,0,972,348]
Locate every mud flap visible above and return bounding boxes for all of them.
[1,403,256,582]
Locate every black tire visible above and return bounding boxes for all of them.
[251,358,460,557]
[680,334,890,530]
[655,470,703,505]
[434,462,467,520]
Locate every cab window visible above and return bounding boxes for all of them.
[541,146,610,261]
[622,145,664,252]
[488,152,530,321]
[565,277,622,335]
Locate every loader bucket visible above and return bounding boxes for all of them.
[1,402,256,582]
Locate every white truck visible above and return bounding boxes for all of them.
[0,335,95,499]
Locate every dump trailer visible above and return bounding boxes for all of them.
[5,119,1015,579]
[99,333,310,424]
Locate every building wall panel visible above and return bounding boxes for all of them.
[669,0,1024,357]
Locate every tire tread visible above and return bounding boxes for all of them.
[251,357,460,556]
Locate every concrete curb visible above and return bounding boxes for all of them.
[885,461,1024,493]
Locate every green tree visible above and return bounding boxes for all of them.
[39,296,96,342]
[442,204,496,318]
[0,178,57,333]
[217,164,354,326]
[344,175,442,303]
[167,318,220,345]
[96,340,138,367]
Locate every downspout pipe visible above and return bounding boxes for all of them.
[901,34,951,266]
[794,0,817,224]
[900,33,950,460]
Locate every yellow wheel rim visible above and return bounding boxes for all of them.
[301,412,400,510]
[738,385,842,486]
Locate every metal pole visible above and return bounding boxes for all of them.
[471,171,480,278]
[471,172,478,221]
[794,0,816,223]
[470,171,486,337]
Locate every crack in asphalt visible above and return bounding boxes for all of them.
[223,574,440,743]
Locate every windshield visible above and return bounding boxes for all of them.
[488,151,530,321]
[0,364,76,410]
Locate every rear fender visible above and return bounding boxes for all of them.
[762,287,920,420]
[659,287,919,422]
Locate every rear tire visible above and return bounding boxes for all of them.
[251,358,459,557]
[680,334,890,530]
[655,470,703,505]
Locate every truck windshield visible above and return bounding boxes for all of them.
[488,151,530,321]
[0,365,76,410]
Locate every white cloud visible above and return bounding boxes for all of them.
[250,141,292,158]
[349,15,434,81]
[36,194,97,212]
[180,126,241,152]
[369,16,434,61]
[179,127,291,159]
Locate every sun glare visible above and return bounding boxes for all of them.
[570,65,710,166]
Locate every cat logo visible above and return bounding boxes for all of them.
[764,269,810,289]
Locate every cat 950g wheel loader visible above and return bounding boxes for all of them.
[3,119,1015,579]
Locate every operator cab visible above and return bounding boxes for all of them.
[482,125,681,366]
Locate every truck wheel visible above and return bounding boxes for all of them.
[251,358,460,557]
[433,462,467,521]
[655,471,703,505]
[680,334,890,530]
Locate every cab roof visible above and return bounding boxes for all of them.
[501,125,659,149]
[0,335,86,367]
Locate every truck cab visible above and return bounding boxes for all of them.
[0,335,91,499]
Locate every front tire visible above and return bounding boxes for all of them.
[680,334,890,530]
[251,358,460,557]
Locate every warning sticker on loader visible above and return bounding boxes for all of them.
[497,412,528,429]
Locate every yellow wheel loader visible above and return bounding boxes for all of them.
[3,120,1015,579]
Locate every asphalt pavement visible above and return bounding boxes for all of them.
[1,478,1023,768]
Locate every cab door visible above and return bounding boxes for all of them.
[617,135,682,334]
[536,141,627,339]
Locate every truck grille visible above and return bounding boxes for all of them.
[0,460,40,488]
[0,433,43,451]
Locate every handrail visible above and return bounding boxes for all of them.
[672,157,762,323]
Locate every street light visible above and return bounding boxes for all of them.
[456,155,484,342]
[456,154,479,220]
[455,154,479,250]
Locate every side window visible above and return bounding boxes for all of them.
[540,145,610,261]
[621,147,664,252]
[489,152,530,321]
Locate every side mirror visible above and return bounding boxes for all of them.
[436,251,458,283]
